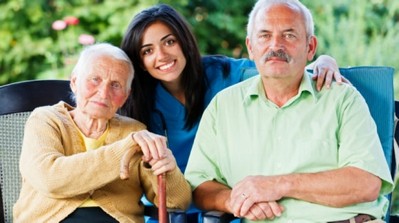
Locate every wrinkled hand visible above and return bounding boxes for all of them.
[147,149,176,176]
[310,55,351,91]
[120,130,170,180]
[120,144,140,180]
[229,176,285,219]
[229,200,284,221]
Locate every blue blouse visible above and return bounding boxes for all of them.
[148,56,256,172]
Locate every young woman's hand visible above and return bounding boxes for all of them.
[308,55,351,91]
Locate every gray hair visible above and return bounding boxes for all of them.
[247,0,314,40]
[72,43,134,92]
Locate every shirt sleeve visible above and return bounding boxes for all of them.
[185,97,228,190]
[337,88,394,194]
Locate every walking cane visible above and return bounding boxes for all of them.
[158,173,168,223]
[120,147,168,222]
[155,110,168,223]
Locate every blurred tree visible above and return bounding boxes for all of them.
[0,0,398,98]
[179,0,399,98]
[181,0,255,58]
[0,0,186,82]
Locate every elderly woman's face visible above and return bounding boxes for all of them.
[71,56,131,120]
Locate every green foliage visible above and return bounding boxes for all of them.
[180,0,256,58]
[303,0,399,98]
[0,0,155,82]
[180,0,399,98]
[0,0,398,98]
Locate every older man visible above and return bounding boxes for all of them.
[184,0,393,222]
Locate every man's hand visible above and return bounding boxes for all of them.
[229,175,285,220]
[230,200,284,221]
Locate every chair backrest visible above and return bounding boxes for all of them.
[395,101,399,147]
[340,66,395,174]
[0,79,74,223]
[0,80,74,115]
[337,66,395,222]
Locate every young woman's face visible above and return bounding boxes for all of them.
[140,22,187,84]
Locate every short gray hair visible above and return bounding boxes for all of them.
[247,0,314,40]
[72,43,134,91]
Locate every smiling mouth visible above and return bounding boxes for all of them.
[158,61,175,71]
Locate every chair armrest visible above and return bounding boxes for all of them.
[167,209,187,223]
[203,211,239,223]
[144,204,187,223]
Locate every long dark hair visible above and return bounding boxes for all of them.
[120,4,205,129]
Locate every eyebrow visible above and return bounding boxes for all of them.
[141,34,174,49]
[259,28,297,34]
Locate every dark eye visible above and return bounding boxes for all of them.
[91,76,100,83]
[141,48,152,56]
[284,33,296,39]
[111,81,122,89]
[259,33,271,39]
[165,38,176,46]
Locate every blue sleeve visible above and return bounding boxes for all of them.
[201,56,258,102]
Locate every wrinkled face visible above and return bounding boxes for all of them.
[70,56,131,120]
[246,4,317,80]
[140,21,187,84]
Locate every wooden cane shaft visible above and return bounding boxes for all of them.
[158,173,168,223]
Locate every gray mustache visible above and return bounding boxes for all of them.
[264,50,290,62]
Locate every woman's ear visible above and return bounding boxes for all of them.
[70,74,77,94]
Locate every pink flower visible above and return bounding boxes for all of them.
[78,34,95,45]
[64,16,79,26]
[52,20,67,31]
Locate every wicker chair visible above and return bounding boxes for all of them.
[0,79,186,223]
[0,80,75,223]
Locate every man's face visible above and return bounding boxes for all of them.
[246,4,317,80]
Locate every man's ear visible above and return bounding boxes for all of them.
[246,36,255,60]
[307,36,318,61]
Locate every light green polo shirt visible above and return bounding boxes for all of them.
[185,72,393,222]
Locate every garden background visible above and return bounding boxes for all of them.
[0,0,398,101]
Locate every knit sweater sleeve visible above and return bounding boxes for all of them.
[19,104,145,198]
[139,162,192,210]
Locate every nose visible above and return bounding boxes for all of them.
[156,46,169,60]
[97,83,110,98]
[269,35,284,50]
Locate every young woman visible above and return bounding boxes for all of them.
[120,4,343,173]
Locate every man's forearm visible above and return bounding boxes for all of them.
[192,180,232,212]
[283,166,381,207]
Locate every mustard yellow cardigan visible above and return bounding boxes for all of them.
[13,102,191,223]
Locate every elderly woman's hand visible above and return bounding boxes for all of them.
[120,130,171,179]
[146,149,176,175]
[132,129,168,161]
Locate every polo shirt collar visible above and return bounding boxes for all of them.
[244,69,317,104]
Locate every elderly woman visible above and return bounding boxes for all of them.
[13,43,191,223]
